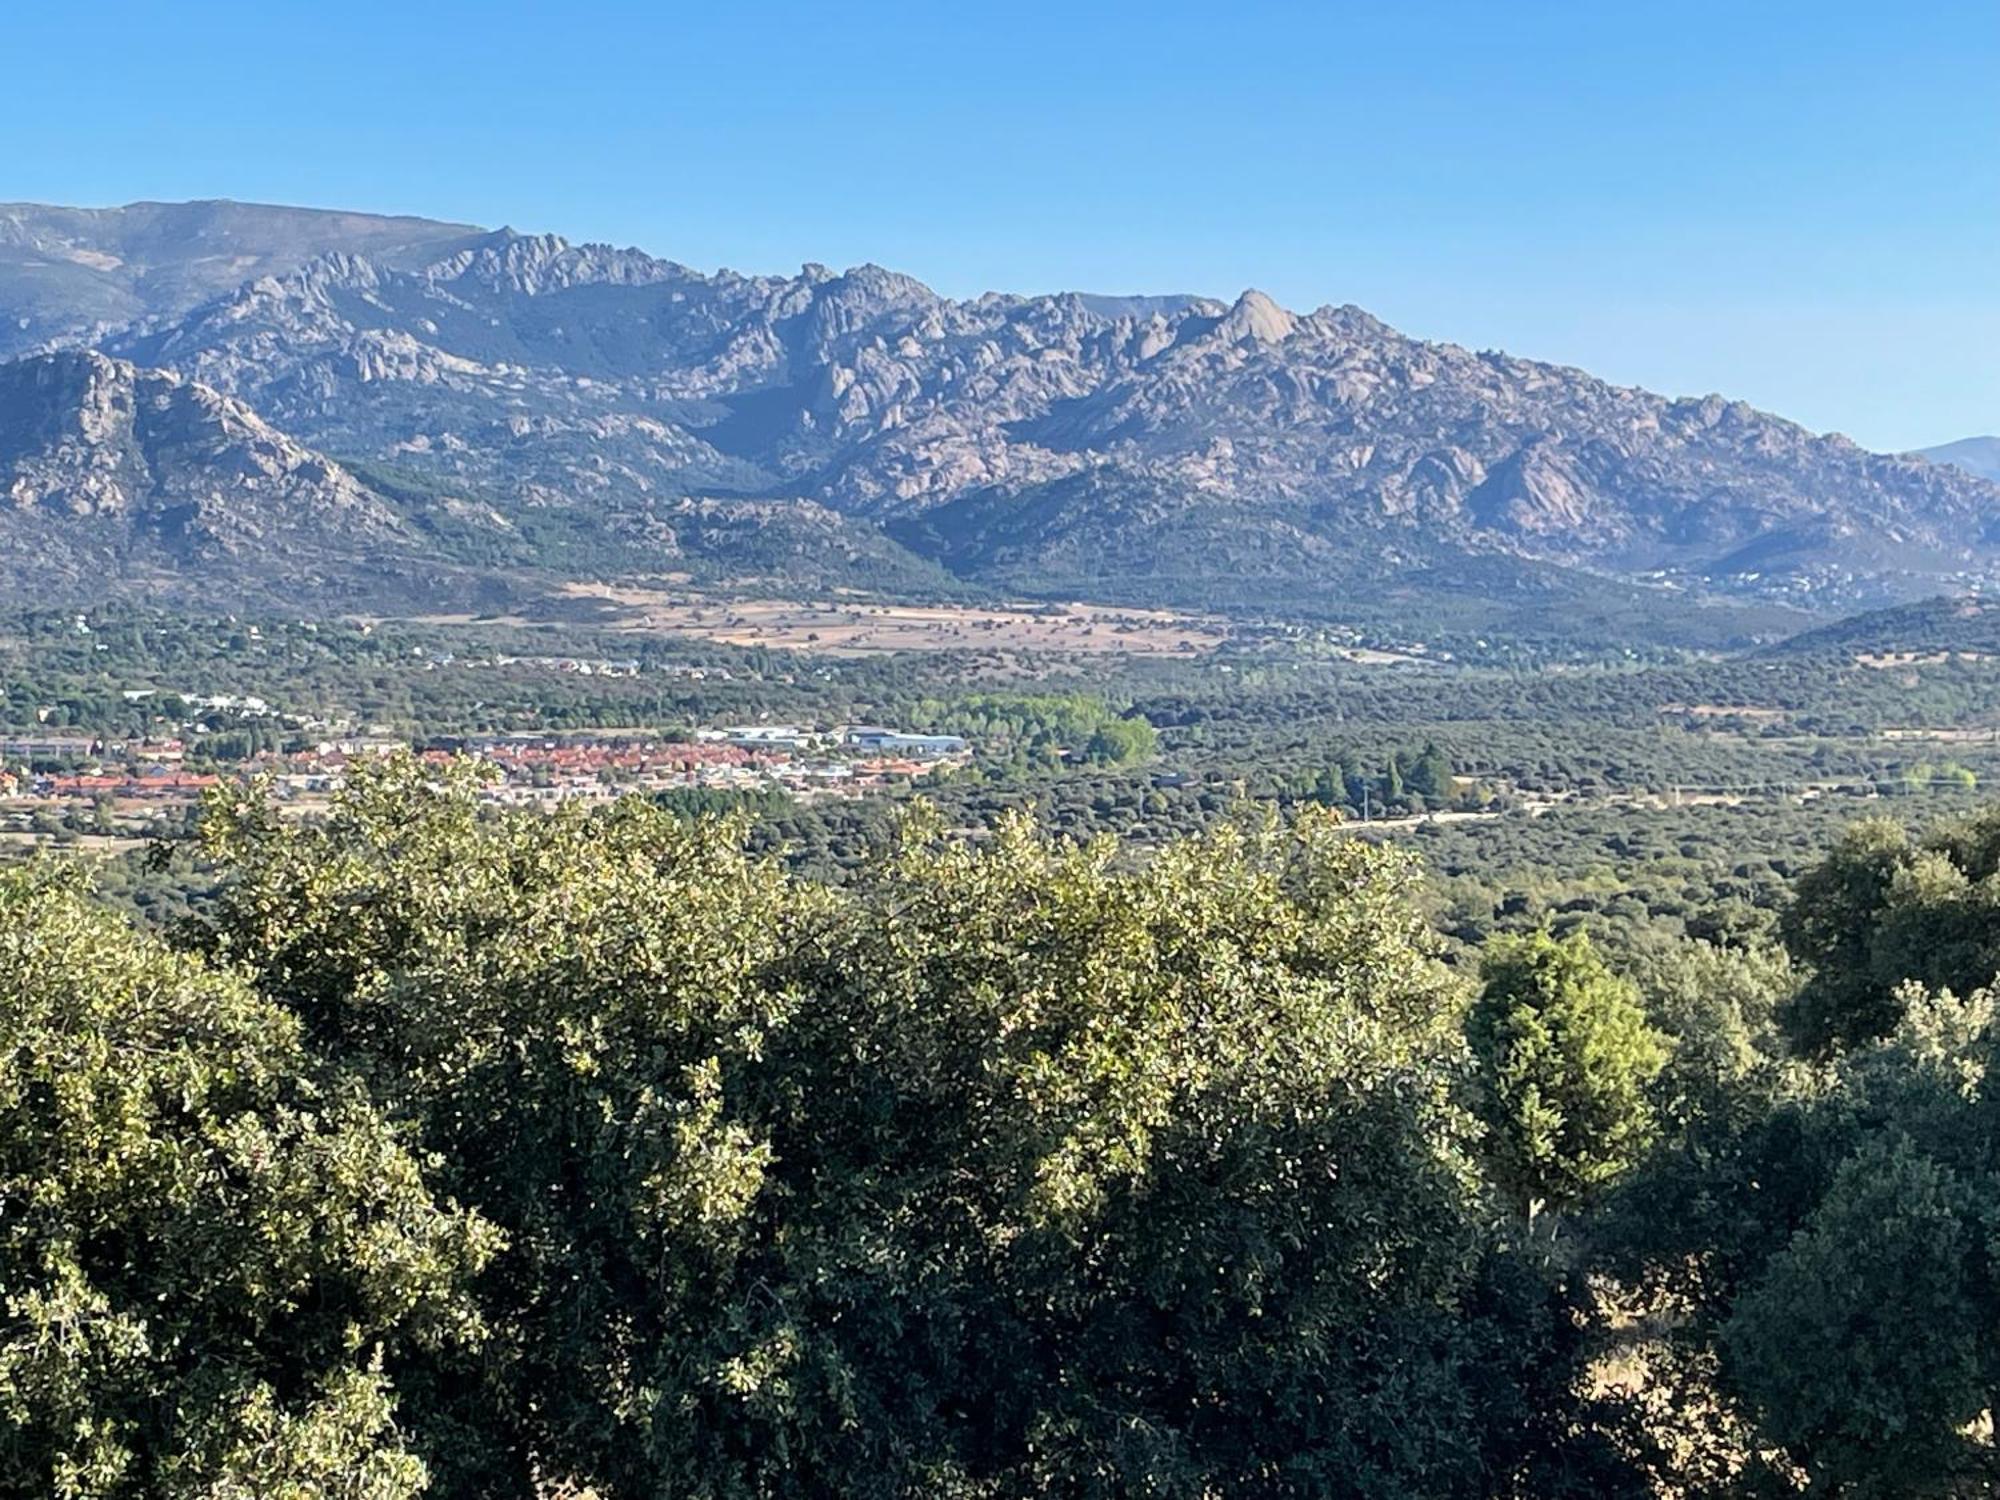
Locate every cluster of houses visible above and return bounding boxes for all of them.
[419,652,647,678]
[447,724,971,806]
[0,722,974,826]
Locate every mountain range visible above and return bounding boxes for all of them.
[1921,436,2000,485]
[2,198,1996,630]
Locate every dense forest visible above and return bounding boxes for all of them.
[10,755,2000,1497]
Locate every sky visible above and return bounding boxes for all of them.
[2,0,1995,451]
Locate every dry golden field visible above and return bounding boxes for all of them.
[548,584,1233,656]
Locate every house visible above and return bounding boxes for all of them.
[721,725,815,749]
[841,728,968,758]
[0,735,97,760]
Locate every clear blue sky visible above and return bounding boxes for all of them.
[5,0,1995,451]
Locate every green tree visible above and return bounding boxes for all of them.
[1602,978,2000,1497]
[1621,933,1793,1134]
[1781,809,2000,1054]
[1722,1137,1986,1497]
[187,758,815,1497]
[1404,741,1454,802]
[181,759,1623,1499]
[1081,714,1157,766]
[0,865,495,1499]
[1469,930,1666,1221]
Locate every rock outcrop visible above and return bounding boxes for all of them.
[0,351,412,595]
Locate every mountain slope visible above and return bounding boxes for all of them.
[1921,437,2000,484]
[0,349,961,605]
[1766,594,2000,658]
[4,199,1998,621]
[0,350,426,598]
[0,199,480,360]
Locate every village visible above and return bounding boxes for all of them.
[0,718,972,840]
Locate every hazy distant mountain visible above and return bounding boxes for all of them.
[1921,437,2000,484]
[0,200,479,360]
[3,198,1999,621]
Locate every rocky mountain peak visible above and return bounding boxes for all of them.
[1310,303,1395,342]
[1215,288,1296,344]
[0,199,481,361]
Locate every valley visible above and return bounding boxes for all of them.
[2,184,1998,1500]
[535,583,1233,656]
[8,594,1999,926]
[10,4,2000,1488]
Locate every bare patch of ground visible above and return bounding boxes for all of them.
[542,585,1233,656]
[1854,650,1991,668]
[1880,726,2000,743]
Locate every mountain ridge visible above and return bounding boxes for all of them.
[0,348,431,601]
[0,199,482,361]
[0,347,970,609]
[2,198,1997,626]
[1921,436,2000,483]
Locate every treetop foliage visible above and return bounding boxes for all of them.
[0,863,496,1499]
[1780,806,2000,1054]
[37,756,1590,1499]
[1469,930,1667,1217]
[22,762,2000,1496]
